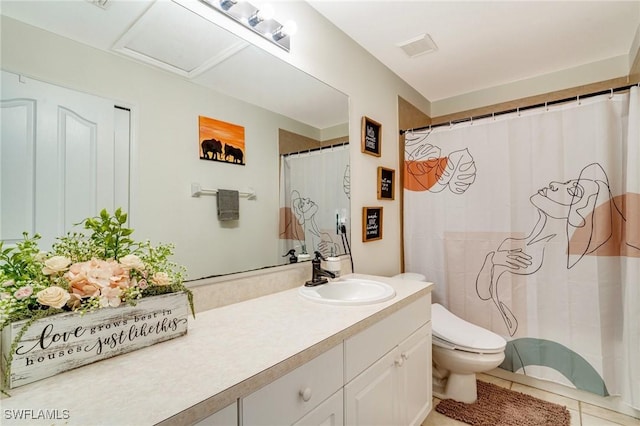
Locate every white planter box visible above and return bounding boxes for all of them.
[1,291,189,389]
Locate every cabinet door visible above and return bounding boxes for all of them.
[294,389,343,426]
[398,323,432,426]
[344,348,400,426]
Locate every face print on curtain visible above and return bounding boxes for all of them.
[476,162,640,337]
[403,88,640,408]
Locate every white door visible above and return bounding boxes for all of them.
[344,348,399,426]
[398,323,432,426]
[1,71,130,249]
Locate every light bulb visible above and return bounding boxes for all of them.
[248,3,274,26]
[281,20,297,36]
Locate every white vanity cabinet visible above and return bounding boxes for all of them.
[241,343,344,426]
[239,292,432,426]
[344,295,432,426]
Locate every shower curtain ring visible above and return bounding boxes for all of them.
[470,116,473,125]
[609,89,614,99]
[577,95,581,105]
[545,101,548,111]
[517,107,520,116]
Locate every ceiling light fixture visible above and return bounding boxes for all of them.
[202,0,296,52]
[272,20,297,42]
[247,3,274,27]
[219,0,237,11]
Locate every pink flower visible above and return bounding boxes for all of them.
[99,287,122,308]
[64,258,131,298]
[13,286,33,300]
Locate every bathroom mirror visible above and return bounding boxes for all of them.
[0,0,349,280]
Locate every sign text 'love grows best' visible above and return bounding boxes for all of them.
[1,292,189,389]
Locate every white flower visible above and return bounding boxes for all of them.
[151,272,171,286]
[42,256,72,275]
[36,286,71,309]
[119,254,145,271]
[35,251,48,262]
[2,279,15,287]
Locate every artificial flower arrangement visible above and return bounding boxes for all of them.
[0,208,194,378]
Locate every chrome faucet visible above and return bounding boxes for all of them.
[304,251,336,287]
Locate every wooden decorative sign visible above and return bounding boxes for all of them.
[362,206,383,242]
[1,292,189,389]
[361,116,381,157]
[377,167,395,200]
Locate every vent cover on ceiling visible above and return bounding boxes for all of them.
[397,33,438,58]
[86,0,110,10]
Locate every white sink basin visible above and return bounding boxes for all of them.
[298,278,396,305]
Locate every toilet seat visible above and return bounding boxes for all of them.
[432,303,506,354]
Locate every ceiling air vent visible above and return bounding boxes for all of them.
[397,33,438,58]
[86,0,110,10]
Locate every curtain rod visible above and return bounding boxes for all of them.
[281,141,348,157]
[400,83,639,135]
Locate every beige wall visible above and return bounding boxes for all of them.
[3,2,638,289]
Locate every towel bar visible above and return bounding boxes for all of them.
[191,183,256,200]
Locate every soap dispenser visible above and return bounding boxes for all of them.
[297,244,311,261]
[282,249,297,264]
[324,248,341,278]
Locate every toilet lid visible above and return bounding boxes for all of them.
[431,303,506,354]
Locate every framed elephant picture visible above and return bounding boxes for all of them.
[199,115,245,166]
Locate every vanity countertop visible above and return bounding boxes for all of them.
[0,274,432,425]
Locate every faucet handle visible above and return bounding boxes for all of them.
[314,251,326,261]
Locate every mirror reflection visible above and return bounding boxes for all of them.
[278,129,350,263]
[0,0,349,280]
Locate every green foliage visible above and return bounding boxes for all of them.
[0,208,192,330]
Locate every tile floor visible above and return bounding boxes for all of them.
[422,372,640,426]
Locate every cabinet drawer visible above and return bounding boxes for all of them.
[242,343,343,426]
[345,294,430,383]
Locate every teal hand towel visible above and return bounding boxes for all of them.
[217,189,239,221]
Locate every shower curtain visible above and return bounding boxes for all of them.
[404,87,640,409]
[279,145,350,260]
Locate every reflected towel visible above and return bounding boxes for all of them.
[217,189,239,221]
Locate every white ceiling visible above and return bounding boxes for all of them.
[309,1,640,102]
[2,0,639,125]
[0,0,349,130]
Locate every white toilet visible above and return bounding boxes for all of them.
[393,273,507,404]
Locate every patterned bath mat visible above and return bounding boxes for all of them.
[435,380,571,426]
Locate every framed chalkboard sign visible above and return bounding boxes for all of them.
[361,116,381,157]
[362,206,383,242]
[377,167,395,200]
